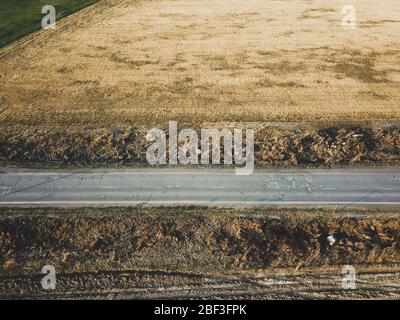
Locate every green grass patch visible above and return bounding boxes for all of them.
[0,0,99,48]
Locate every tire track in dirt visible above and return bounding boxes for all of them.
[1,269,400,300]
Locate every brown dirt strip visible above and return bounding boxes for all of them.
[1,268,400,299]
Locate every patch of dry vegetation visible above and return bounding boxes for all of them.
[0,124,399,168]
[256,125,400,166]
[110,52,158,69]
[359,19,400,28]
[330,50,391,83]
[1,207,400,276]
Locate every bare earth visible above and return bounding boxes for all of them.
[1,268,400,299]
[1,0,400,127]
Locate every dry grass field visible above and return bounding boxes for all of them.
[1,0,400,128]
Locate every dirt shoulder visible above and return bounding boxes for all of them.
[1,123,399,168]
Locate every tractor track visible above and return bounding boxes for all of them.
[1,269,400,300]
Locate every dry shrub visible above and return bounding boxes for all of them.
[1,208,400,275]
[0,125,399,167]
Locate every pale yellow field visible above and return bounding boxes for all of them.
[1,0,400,127]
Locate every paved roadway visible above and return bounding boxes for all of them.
[0,169,399,207]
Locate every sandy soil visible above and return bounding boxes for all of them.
[1,0,400,127]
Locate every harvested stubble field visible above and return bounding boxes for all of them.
[1,0,400,167]
[1,207,400,299]
[0,0,400,151]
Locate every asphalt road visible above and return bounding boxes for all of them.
[0,169,399,207]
